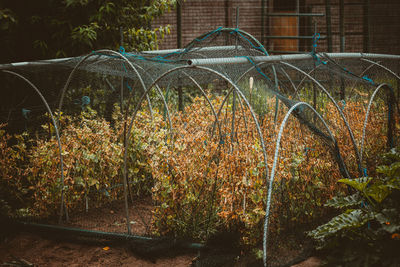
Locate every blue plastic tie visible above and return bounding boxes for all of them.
[340,100,346,110]
[119,46,126,54]
[310,33,327,65]
[126,82,133,92]
[153,27,223,61]
[81,96,90,106]
[362,75,375,85]
[22,108,31,120]
[237,56,272,81]
[154,49,188,60]
[94,27,225,63]
[195,26,223,42]
[304,147,314,156]
[92,51,120,59]
[229,28,269,56]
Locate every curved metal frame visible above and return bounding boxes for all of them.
[347,61,381,98]
[125,64,269,164]
[294,64,323,97]
[263,101,337,266]
[58,49,155,234]
[2,70,66,223]
[123,66,271,233]
[279,61,363,175]
[361,58,400,82]
[128,61,172,124]
[58,49,153,120]
[181,71,223,136]
[347,59,399,99]
[185,27,269,56]
[360,83,393,166]
[121,66,231,235]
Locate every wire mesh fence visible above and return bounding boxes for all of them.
[0,27,399,266]
[152,0,400,55]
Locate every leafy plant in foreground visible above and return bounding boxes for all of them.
[308,148,400,266]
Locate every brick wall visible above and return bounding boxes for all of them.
[152,0,263,50]
[152,0,399,54]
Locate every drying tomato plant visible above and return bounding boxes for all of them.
[0,94,390,247]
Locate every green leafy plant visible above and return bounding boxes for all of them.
[0,124,27,210]
[27,109,123,217]
[308,148,400,266]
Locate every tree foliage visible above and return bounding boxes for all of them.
[0,0,177,63]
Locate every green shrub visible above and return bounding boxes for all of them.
[308,147,400,266]
[0,124,27,211]
[27,109,123,217]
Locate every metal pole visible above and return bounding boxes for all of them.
[313,23,317,112]
[232,7,239,143]
[225,0,230,28]
[339,0,345,52]
[119,28,131,234]
[325,0,333,52]
[339,0,345,100]
[261,0,266,46]
[177,1,183,111]
[120,27,124,113]
[363,0,370,52]
[177,1,182,49]
[187,53,400,66]
[296,0,300,52]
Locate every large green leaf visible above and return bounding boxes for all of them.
[365,184,391,203]
[377,162,400,178]
[308,209,373,241]
[325,194,362,209]
[339,177,372,192]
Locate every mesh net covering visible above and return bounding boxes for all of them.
[1,28,400,266]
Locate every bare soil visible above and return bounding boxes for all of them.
[0,233,195,267]
[0,198,321,267]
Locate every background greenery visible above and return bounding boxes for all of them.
[0,0,177,63]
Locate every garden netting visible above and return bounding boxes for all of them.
[1,27,399,266]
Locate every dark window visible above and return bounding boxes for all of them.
[273,0,297,12]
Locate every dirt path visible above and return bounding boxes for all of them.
[0,198,321,266]
[1,233,322,267]
[0,233,195,267]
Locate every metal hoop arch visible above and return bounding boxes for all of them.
[185,27,270,56]
[2,69,66,223]
[121,66,235,234]
[279,61,363,175]
[360,59,400,82]
[124,65,270,201]
[57,49,153,122]
[360,83,395,166]
[262,101,337,266]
